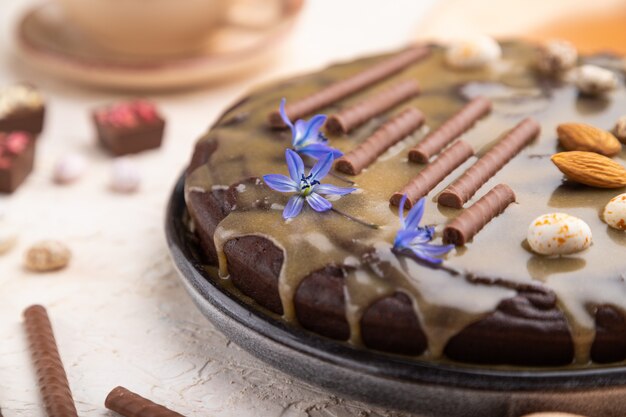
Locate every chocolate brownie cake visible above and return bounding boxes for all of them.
[184,39,626,367]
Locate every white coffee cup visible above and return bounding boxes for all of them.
[55,0,231,56]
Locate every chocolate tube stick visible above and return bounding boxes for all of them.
[438,118,540,208]
[105,386,186,417]
[268,45,431,127]
[335,107,425,175]
[390,140,474,208]
[326,80,421,134]
[443,184,516,245]
[23,305,78,417]
[408,96,492,163]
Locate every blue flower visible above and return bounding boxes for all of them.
[393,194,454,265]
[263,149,356,219]
[279,98,343,159]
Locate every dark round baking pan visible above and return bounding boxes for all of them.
[165,174,626,417]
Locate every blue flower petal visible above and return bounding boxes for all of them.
[404,197,426,231]
[408,248,444,265]
[283,195,304,219]
[413,243,455,257]
[309,152,334,182]
[394,230,428,248]
[298,143,343,160]
[398,194,408,227]
[285,149,304,183]
[314,184,356,196]
[263,174,298,192]
[301,114,327,144]
[306,193,332,212]
[279,98,294,129]
[293,119,308,147]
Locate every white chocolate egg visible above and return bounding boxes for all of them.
[603,193,626,231]
[445,35,502,69]
[527,213,592,256]
[110,158,140,193]
[53,153,87,184]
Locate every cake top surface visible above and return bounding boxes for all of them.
[185,40,626,364]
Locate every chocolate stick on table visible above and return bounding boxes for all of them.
[325,79,421,134]
[390,140,474,208]
[23,305,78,417]
[443,184,516,246]
[268,45,431,127]
[438,117,540,209]
[334,107,425,175]
[105,386,186,417]
[408,96,492,163]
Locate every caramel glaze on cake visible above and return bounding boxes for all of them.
[184,41,626,367]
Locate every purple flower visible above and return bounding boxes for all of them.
[263,149,356,219]
[393,195,454,265]
[279,98,343,159]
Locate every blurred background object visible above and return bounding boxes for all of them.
[419,0,626,54]
[15,0,304,90]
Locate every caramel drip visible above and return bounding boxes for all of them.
[409,96,492,163]
[438,118,540,208]
[335,107,425,175]
[326,80,421,134]
[105,386,186,417]
[390,140,474,208]
[23,305,78,417]
[443,184,516,246]
[268,45,431,127]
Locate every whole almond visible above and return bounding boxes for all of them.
[557,123,622,156]
[552,151,626,188]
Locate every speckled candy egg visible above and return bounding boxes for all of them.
[527,213,592,256]
[603,193,626,231]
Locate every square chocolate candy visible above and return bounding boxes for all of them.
[0,84,45,136]
[0,131,35,193]
[93,100,165,156]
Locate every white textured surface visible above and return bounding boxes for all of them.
[0,0,437,415]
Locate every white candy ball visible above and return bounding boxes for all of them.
[110,158,140,193]
[603,193,626,231]
[527,213,592,256]
[574,64,618,96]
[53,153,87,184]
[445,35,502,69]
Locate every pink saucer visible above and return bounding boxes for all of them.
[15,0,304,91]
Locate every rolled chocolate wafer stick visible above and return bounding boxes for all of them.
[443,184,516,245]
[326,80,421,134]
[268,45,431,127]
[335,107,425,175]
[23,305,78,417]
[105,386,186,417]
[390,140,474,208]
[408,96,492,163]
[438,118,540,208]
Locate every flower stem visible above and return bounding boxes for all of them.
[331,208,380,229]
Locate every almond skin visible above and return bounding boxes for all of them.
[557,123,622,156]
[551,151,626,188]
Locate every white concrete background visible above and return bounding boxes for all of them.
[0,1,438,416]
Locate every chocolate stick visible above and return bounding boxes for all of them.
[443,184,516,245]
[335,107,425,175]
[23,305,78,417]
[268,45,431,127]
[408,96,492,163]
[438,118,540,208]
[105,386,186,417]
[325,79,421,134]
[390,140,474,208]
